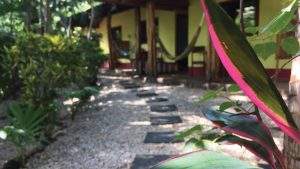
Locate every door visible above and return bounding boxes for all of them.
[176,14,188,72]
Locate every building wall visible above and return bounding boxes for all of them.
[96,8,176,63]
[188,0,291,74]
[98,0,292,77]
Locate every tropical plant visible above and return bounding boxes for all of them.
[0,32,15,99]
[65,86,100,120]
[0,101,46,163]
[153,0,300,168]
[2,33,105,127]
[250,0,299,61]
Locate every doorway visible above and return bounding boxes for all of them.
[176,13,188,72]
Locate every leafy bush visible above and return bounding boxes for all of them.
[1,33,105,127]
[0,32,15,99]
[76,38,106,85]
[65,86,100,120]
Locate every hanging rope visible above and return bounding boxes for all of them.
[156,14,205,62]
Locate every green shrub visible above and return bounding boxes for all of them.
[76,39,106,85]
[2,33,105,127]
[65,86,101,120]
[0,32,15,99]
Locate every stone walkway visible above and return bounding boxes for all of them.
[25,75,281,169]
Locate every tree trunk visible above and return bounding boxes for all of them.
[239,0,245,33]
[135,7,142,75]
[107,12,115,69]
[284,5,300,169]
[146,1,157,81]
[87,0,95,40]
[44,0,51,34]
[24,0,32,32]
[10,10,13,35]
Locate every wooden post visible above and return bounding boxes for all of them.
[284,57,300,168]
[107,12,115,69]
[135,7,142,75]
[146,0,157,81]
[284,5,300,168]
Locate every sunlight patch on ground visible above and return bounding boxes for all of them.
[128,121,151,126]
[123,100,145,106]
[63,98,80,105]
[229,94,250,102]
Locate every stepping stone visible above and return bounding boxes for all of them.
[119,80,131,84]
[146,97,168,103]
[131,155,170,169]
[150,104,178,112]
[144,132,183,143]
[150,116,182,125]
[122,84,141,89]
[131,89,149,93]
[136,92,158,98]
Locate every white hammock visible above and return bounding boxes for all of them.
[157,14,205,62]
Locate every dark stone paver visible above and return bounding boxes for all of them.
[144,132,183,143]
[122,84,141,89]
[136,93,158,98]
[119,80,131,85]
[150,104,178,112]
[130,155,170,169]
[131,89,149,93]
[150,116,182,125]
[146,97,168,103]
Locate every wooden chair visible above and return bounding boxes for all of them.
[191,46,206,76]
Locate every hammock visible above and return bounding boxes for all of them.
[111,39,137,58]
[107,6,137,58]
[157,14,205,62]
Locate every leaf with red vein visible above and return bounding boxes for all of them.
[201,0,300,144]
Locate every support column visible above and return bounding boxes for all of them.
[135,7,142,75]
[146,0,157,81]
[107,12,115,69]
[284,5,300,168]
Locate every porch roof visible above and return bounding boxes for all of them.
[98,0,189,11]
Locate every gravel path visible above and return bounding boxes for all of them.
[19,75,282,168]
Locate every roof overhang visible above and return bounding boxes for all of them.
[98,0,189,11]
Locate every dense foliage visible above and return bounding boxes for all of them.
[0,32,14,99]
[0,32,105,164]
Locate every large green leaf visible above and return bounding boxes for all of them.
[281,36,299,55]
[217,135,276,168]
[151,150,261,169]
[175,125,203,141]
[253,42,277,60]
[203,106,285,168]
[201,0,300,144]
[182,138,220,153]
[260,0,297,34]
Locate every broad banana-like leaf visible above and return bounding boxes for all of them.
[201,0,300,144]
[151,150,261,169]
[217,135,276,169]
[260,0,297,34]
[203,106,285,169]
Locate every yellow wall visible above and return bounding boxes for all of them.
[96,8,176,63]
[258,0,290,69]
[97,0,292,69]
[97,9,135,62]
[188,0,291,69]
